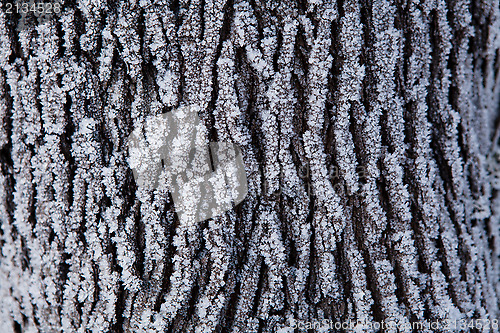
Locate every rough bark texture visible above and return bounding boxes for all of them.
[0,0,499,332]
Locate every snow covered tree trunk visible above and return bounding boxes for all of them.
[0,0,499,332]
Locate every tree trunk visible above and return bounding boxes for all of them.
[0,0,499,332]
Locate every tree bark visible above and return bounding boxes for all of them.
[0,0,499,332]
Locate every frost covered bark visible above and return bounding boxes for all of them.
[0,0,499,332]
